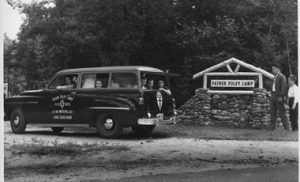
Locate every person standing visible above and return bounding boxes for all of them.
[287,75,299,131]
[270,63,289,130]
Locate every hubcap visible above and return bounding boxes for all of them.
[13,116,20,126]
[104,118,114,130]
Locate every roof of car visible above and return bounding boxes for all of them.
[56,66,165,74]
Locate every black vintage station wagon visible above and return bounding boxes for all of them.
[4,66,177,138]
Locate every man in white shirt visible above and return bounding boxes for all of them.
[288,75,299,131]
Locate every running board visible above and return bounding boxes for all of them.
[28,124,91,128]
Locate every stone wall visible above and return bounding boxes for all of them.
[178,88,273,128]
[249,89,271,128]
[177,89,212,126]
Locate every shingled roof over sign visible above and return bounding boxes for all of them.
[192,57,274,80]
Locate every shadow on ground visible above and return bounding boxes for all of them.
[14,127,173,140]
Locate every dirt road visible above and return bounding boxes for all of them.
[101,166,298,182]
[4,122,298,182]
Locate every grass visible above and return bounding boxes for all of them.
[8,139,130,156]
[153,123,298,141]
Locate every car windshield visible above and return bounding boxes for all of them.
[140,72,170,90]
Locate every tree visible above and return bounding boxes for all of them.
[4,33,26,95]
[6,0,297,104]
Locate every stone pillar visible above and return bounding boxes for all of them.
[195,88,212,125]
[177,88,212,125]
[249,88,270,128]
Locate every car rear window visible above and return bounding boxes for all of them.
[110,73,138,89]
[140,72,169,90]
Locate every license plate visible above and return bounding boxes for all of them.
[157,113,164,120]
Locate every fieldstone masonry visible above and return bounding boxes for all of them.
[184,58,291,128]
[178,88,279,128]
[249,89,271,128]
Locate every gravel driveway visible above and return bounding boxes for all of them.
[4,121,298,182]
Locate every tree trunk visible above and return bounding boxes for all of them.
[285,33,292,75]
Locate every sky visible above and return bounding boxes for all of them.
[1,0,27,40]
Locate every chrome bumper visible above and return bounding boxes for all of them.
[137,116,177,126]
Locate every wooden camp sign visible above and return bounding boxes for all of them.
[192,58,274,94]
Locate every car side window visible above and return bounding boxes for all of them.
[48,74,78,89]
[81,73,109,89]
[81,74,96,88]
[110,73,138,88]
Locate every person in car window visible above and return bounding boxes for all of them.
[57,76,75,89]
[95,80,103,88]
[111,77,120,88]
[72,76,78,88]
[147,79,154,89]
[158,79,171,95]
[123,79,132,88]
[141,77,147,89]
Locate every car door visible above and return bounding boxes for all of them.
[46,74,81,124]
[73,72,111,124]
[23,89,58,124]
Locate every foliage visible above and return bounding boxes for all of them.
[4,0,297,106]
[4,34,26,95]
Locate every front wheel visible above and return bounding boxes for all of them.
[131,125,155,136]
[96,113,123,138]
[10,108,27,134]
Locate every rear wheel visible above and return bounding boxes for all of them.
[131,125,155,136]
[51,127,64,134]
[10,108,27,134]
[96,113,123,138]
